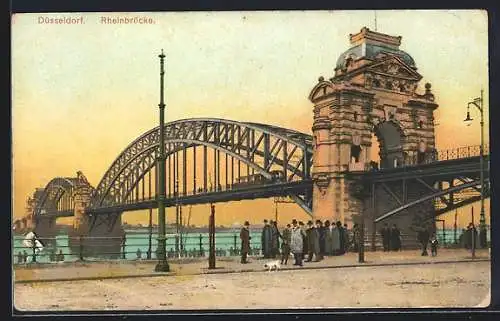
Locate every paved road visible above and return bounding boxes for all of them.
[14,260,490,310]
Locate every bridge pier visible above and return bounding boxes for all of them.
[66,182,125,259]
[68,211,124,259]
[32,216,58,249]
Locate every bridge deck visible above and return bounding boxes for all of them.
[38,180,312,217]
[345,155,488,182]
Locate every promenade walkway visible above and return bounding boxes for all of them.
[14,248,490,283]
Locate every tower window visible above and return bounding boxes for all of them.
[399,84,406,92]
[385,81,393,90]
[353,111,358,121]
[351,144,362,163]
[373,79,381,87]
[418,120,424,129]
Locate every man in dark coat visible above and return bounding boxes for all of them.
[316,220,325,260]
[464,226,470,249]
[390,224,401,251]
[324,220,333,255]
[306,221,320,262]
[468,223,478,251]
[417,227,430,256]
[352,223,360,252]
[380,223,390,251]
[336,221,346,255]
[299,221,308,259]
[261,219,272,258]
[281,224,292,265]
[270,220,281,258]
[343,223,350,252]
[240,221,251,264]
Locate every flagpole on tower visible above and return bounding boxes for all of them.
[374,10,378,31]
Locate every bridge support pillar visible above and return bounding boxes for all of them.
[69,212,124,259]
[72,184,92,234]
[33,216,58,243]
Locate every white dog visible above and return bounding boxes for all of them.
[263,260,281,272]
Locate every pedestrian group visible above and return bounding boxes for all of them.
[240,218,356,265]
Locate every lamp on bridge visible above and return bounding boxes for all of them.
[154,49,170,272]
[464,89,487,249]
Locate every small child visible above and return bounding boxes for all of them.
[430,234,439,257]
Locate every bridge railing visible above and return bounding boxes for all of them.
[371,144,489,170]
[13,228,475,265]
[12,234,266,265]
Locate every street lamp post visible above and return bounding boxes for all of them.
[155,50,170,272]
[464,89,487,248]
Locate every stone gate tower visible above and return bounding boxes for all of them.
[309,27,438,224]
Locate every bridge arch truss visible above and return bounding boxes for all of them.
[90,118,314,214]
[33,177,79,218]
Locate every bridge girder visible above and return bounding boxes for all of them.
[90,118,314,213]
[347,156,490,224]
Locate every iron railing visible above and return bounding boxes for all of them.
[359,144,490,171]
[12,234,264,265]
[13,228,480,265]
[403,144,489,167]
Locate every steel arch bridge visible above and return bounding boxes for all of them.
[24,118,490,235]
[29,118,314,224]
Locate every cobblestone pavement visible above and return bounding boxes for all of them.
[14,260,490,310]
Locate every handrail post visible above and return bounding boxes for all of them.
[122,235,126,260]
[233,234,237,255]
[199,233,203,257]
[32,239,37,263]
[79,235,84,261]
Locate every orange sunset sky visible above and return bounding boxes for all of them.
[12,10,489,229]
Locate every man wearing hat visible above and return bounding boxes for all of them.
[306,220,320,262]
[299,221,307,260]
[240,221,251,264]
[290,219,303,266]
[280,223,292,265]
[261,219,272,258]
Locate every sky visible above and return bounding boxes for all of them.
[11,10,489,228]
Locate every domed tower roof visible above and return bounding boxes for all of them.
[335,27,417,71]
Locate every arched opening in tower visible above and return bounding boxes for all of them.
[370,121,404,170]
[370,135,381,170]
